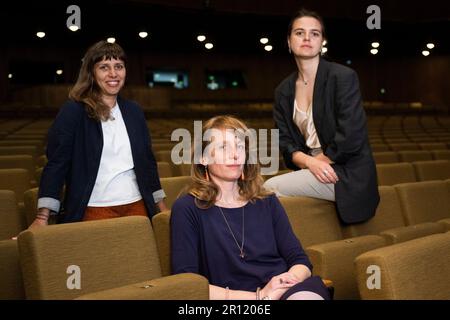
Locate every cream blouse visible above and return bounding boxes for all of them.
[293,100,322,152]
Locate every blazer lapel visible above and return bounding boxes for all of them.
[312,58,328,145]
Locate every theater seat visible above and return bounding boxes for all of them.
[412,160,450,181]
[395,181,450,225]
[18,216,208,299]
[376,163,417,186]
[431,150,450,161]
[397,150,432,162]
[0,240,25,299]
[355,232,450,299]
[279,196,386,299]
[343,186,445,244]
[372,152,398,164]
[0,190,26,240]
[157,161,173,178]
[0,169,32,206]
[160,176,191,208]
[0,155,37,186]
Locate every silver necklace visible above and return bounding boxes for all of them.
[217,206,245,259]
[299,73,308,85]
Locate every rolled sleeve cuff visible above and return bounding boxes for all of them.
[152,189,166,203]
[37,197,61,213]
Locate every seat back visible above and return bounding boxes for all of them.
[431,150,450,161]
[372,152,398,164]
[0,155,36,184]
[397,150,432,162]
[157,161,173,178]
[0,146,38,159]
[152,210,172,277]
[18,216,162,299]
[0,240,26,299]
[419,142,447,150]
[413,160,450,181]
[23,187,39,227]
[160,176,191,208]
[342,186,405,238]
[376,163,416,186]
[279,196,343,247]
[355,232,450,299]
[0,190,26,240]
[388,143,419,152]
[370,144,390,152]
[0,169,31,203]
[395,181,450,225]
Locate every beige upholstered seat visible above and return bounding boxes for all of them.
[18,216,208,299]
[355,232,450,299]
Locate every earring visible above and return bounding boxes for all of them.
[205,165,210,182]
[241,170,245,181]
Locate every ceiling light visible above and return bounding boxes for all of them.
[264,45,273,52]
[197,35,206,42]
[68,25,79,32]
[321,47,328,54]
[36,32,45,38]
[371,42,380,48]
[260,37,269,44]
[139,31,148,39]
[370,48,378,55]
[205,42,213,49]
[426,43,435,49]
[422,50,430,56]
[8,73,13,79]
[107,37,116,43]
[56,69,63,75]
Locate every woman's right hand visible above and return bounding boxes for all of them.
[260,272,299,300]
[305,156,339,184]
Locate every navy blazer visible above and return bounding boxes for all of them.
[38,97,162,222]
[274,58,379,224]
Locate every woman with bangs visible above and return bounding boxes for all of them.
[30,40,167,227]
[170,115,330,300]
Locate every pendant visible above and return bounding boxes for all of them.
[240,252,245,259]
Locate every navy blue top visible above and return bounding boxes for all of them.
[171,194,312,291]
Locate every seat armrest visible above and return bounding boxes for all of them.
[75,273,209,300]
[380,222,446,244]
[306,235,386,300]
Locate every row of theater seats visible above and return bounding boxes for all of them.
[1,178,449,299]
[376,160,450,185]
[371,142,450,152]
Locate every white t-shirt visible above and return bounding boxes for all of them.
[88,102,142,207]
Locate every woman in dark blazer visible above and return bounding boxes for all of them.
[264,9,379,224]
[30,41,167,227]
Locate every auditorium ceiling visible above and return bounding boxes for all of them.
[2,0,449,57]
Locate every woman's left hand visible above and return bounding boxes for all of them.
[260,272,300,300]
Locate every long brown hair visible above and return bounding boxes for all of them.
[69,40,127,121]
[187,115,272,209]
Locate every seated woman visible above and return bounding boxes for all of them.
[170,115,330,300]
